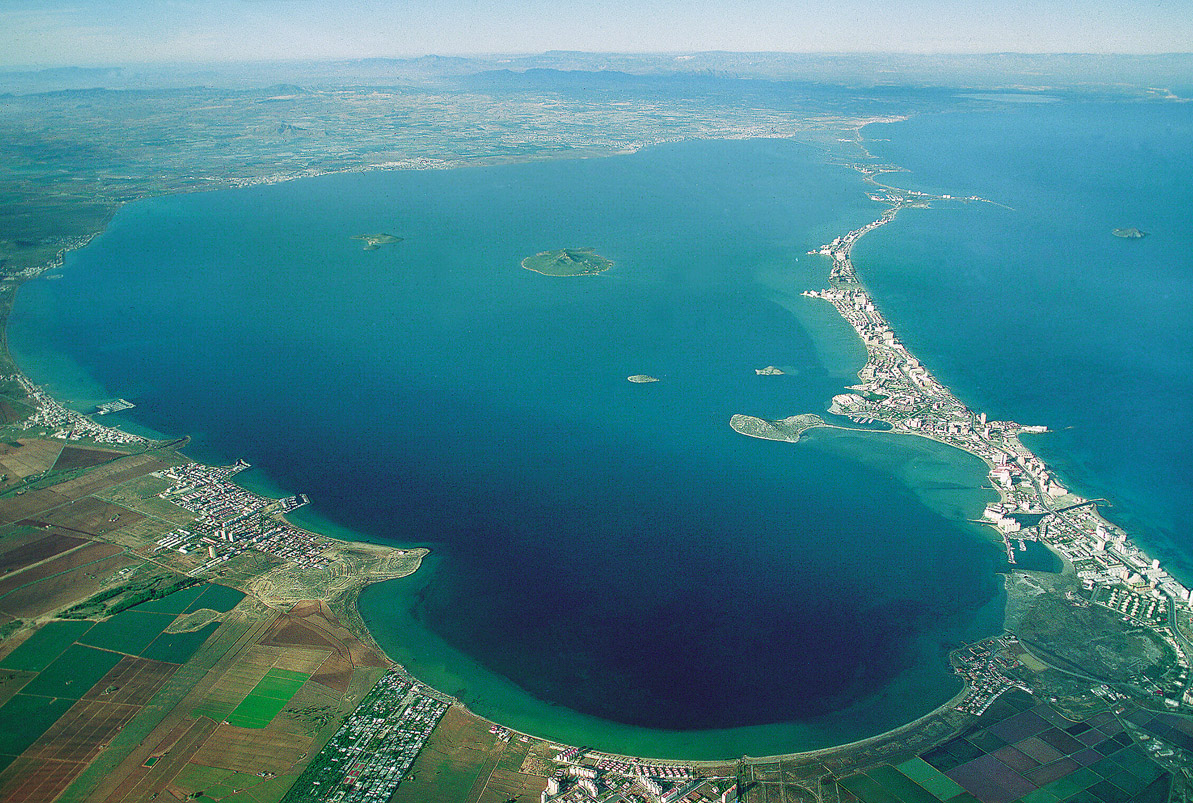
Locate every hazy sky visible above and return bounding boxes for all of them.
[4,0,1192,67]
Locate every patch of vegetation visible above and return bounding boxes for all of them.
[0,619,21,641]
[1018,591,1175,685]
[58,574,202,619]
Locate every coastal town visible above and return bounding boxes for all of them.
[151,460,334,575]
[9,372,147,446]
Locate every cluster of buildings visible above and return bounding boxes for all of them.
[804,187,1193,708]
[540,766,731,803]
[151,461,332,574]
[10,373,147,445]
[542,752,731,803]
[950,635,1032,716]
[283,670,450,803]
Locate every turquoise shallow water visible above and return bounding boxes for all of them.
[856,101,1193,582]
[10,138,1006,758]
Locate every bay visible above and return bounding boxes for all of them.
[10,137,1005,757]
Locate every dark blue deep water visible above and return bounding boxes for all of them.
[11,138,1009,757]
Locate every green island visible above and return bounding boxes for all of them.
[351,232,403,250]
[1112,227,1148,239]
[521,247,613,276]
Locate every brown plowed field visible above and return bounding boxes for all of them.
[0,659,176,802]
[0,439,63,481]
[190,724,314,775]
[0,541,121,597]
[0,489,72,525]
[24,699,141,763]
[0,755,85,803]
[0,552,136,618]
[99,716,219,803]
[0,531,87,576]
[39,496,147,536]
[52,446,122,472]
[81,656,178,706]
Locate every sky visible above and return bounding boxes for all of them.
[4,0,1192,68]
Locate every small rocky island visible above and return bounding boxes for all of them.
[755,365,784,375]
[521,247,613,276]
[352,233,403,250]
[627,375,659,383]
[1112,227,1147,239]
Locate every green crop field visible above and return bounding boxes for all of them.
[0,620,93,672]
[226,668,310,729]
[142,621,220,664]
[186,584,245,613]
[20,643,123,699]
[868,765,946,803]
[840,773,903,803]
[897,759,967,801]
[79,609,175,655]
[0,693,75,757]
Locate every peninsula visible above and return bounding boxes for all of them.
[725,143,1193,766]
[730,412,824,443]
[521,247,613,276]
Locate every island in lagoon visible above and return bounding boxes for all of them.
[755,365,785,375]
[1112,227,1148,239]
[352,232,403,250]
[521,247,613,276]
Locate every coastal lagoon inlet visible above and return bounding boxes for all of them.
[11,137,1012,758]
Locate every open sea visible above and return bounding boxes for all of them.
[13,107,1175,758]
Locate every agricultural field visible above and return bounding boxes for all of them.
[390,706,550,803]
[78,609,176,655]
[226,667,311,729]
[0,438,429,803]
[0,619,94,671]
